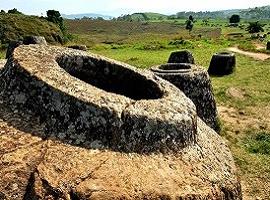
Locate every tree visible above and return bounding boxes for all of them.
[46,10,65,32]
[186,15,194,32]
[246,21,264,33]
[229,14,240,23]
[7,8,22,14]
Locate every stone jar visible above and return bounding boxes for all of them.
[151,63,220,132]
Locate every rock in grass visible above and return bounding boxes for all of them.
[208,52,236,76]
[168,50,195,64]
[6,36,47,59]
[267,41,270,50]
[23,36,47,45]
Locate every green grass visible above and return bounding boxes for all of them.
[243,132,270,155]
[0,50,5,59]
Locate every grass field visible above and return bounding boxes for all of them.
[64,19,270,199]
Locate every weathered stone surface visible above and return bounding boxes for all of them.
[151,63,220,132]
[0,103,242,199]
[1,45,197,154]
[0,45,242,199]
[68,45,88,51]
[168,50,195,64]
[208,52,236,76]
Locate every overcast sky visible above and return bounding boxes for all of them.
[1,0,269,16]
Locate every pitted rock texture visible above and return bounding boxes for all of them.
[151,63,220,132]
[0,101,242,199]
[0,45,242,199]
[168,50,195,64]
[0,45,197,154]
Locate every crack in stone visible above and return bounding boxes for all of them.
[75,158,109,185]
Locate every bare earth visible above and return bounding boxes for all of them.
[227,47,270,61]
[218,105,270,200]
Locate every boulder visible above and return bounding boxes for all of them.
[0,45,242,199]
[151,63,220,132]
[168,50,195,64]
[208,52,236,76]
[23,36,47,45]
[6,36,47,59]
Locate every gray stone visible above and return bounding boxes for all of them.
[151,63,220,132]
[168,50,195,64]
[0,45,197,154]
[208,52,236,76]
[23,36,47,45]
[6,36,47,59]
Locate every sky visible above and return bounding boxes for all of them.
[1,0,270,16]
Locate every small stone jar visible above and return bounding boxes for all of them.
[151,63,220,132]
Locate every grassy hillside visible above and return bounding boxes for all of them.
[0,13,63,44]
[116,12,167,21]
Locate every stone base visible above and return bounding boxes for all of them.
[0,102,242,199]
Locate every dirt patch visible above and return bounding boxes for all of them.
[226,87,246,100]
[227,47,270,61]
[218,105,269,134]
[253,43,265,50]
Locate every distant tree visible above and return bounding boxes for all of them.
[229,14,240,23]
[186,15,194,32]
[7,8,22,14]
[96,17,104,20]
[246,21,264,33]
[0,10,5,14]
[46,10,65,32]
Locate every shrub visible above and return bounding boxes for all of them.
[246,21,264,33]
[7,8,22,15]
[229,15,240,23]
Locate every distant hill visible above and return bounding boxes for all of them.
[0,13,63,44]
[116,12,167,21]
[62,13,113,20]
[114,5,270,21]
[174,5,270,19]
